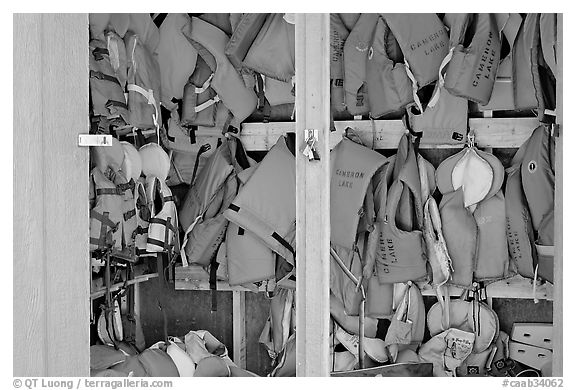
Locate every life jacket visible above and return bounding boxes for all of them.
[145,176,178,254]
[339,13,360,32]
[384,282,426,362]
[331,14,350,114]
[344,13,379,116]
[513,14,541,111]
[179,136,252,266]
[89,39,129,125]
[125,31,162,132]
[375,134,432,284]
[243,14,295,83]
[383,13,449,92]
[133,178,151,256]
[225,13,269,71]
[539,14,557,79]
[181,55,223,128]
[366,17,414,118]
[157,14,198,109]
[149,338,197,377]
[329,137,387,315]
[136,348,180,377]
[259,287,295,363]
[510,125,556,282]
[120,141,142,183]
[436,145,508,287]
[418,328,476,377]
[89,13,130,41]
[126,14,160,54]
[443,13,501,105]
[427,291,499,355]
[479,13,523,111]
[223,135,297,265]
[105,30,128,90]
[183,17,258,125]
[226,164,276,286]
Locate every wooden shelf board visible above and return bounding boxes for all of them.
[90,272,158,300]
[238,118,539,150]
[418,275,553,301]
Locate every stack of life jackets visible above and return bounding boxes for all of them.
[435,136,510,288]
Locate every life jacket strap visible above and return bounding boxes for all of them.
[194,73,215,94]
[96,187,123,196]
[91,210,116,249]
[105,100,129,111]
[403,60,424,113]
[127,83,161,143]
[428,46,454,108]
[90,70,121,86]
[124,208,136,221]
[194,95,221,113]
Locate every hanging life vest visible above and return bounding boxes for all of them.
[366,17,414,118]
[375,134,431,284]
[517,125,555,282]
[329,136,387,315]
[179,135,252,266]
[243,13,295,83]
[330,14,351,114]
[157,13,198,110]
[225,13,270,71]
[105,30,128,91]
[181,55,222,128]
[512,14,541,112]
[344,13,379,116]
[223,135,297,265]
[183,17,258,125]
[383,13,449,102]
[89,39,129,126]
[443,13,501,105]
[125,31,162,133]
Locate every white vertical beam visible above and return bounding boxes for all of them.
[552,12,563,378]
[14,13,90,376]
[295,13,331,377]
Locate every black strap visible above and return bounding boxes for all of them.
[124,208,136,221]
[234,137,251,170]
[209,251,220,312]
[90,70,121,86]
[96,187,122,196]
[163,196,175,203]
[134,129,146,149]
[272,232,296,257]
[105,100,128,110]
[228,203,240,212]
[254,73,271,123]
[191,143,212,185]
[151,13,168,28]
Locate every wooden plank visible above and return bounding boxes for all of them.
[552,12,563,378]
[232,291,247,369]
[42,14,91,376]
[13,13,47,377]
[90,273,158,300]
[240,117,540,150]
[418,275,553,301]
[295,13,331,377]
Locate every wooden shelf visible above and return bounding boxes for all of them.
[90,270,158,300]
[174,265,277,292]
[236,117,540,151]
[418,274,553,301]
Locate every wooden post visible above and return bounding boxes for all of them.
[232,291,247,369]
[552,13,563,378]
[295,13,331,377]
[13,14,90,376]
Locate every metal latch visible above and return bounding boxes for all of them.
[302,129,320,161]
[78,134,112,147]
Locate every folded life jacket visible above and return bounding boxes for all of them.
[331,14,350,114]
[183,17,258,124]
[366,17,414,118]
[330,137,387,315]
[125,31,162,132]
[344,13,379,116]
[375,134,431,284]
[89,39,129,125]
[383,13,449,93]
[508,125,556,282]
[179,136,252,266]
[479,13,523,110]
[243,14,295,83]
[157,14,198,109]
[444,13,501,105]
[436,145,508,286]
[264,76,295,107]
[226,164,276,285]
[224,136,297,265]
[225,13,269,71]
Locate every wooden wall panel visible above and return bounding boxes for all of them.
[13,13,90,376]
